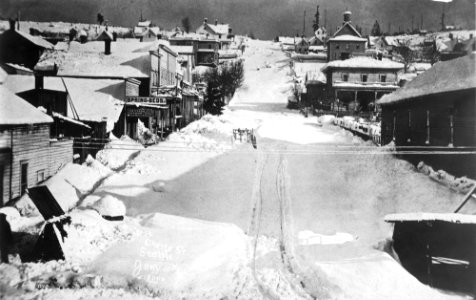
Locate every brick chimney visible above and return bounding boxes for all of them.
[105,39,111,55]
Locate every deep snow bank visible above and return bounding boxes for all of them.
[96,135,144,170]
[14,156,112,216]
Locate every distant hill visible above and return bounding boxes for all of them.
[1,0,474,39]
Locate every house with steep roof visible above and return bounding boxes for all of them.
[0,19,54,69]
[195,18,233,49]
[321,56,404,112]
[0,86,73,204]
[327,11,366,61]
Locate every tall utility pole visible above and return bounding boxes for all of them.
[411,15,414,32]
[388,23,391,35]
[324,7,327,28]
[302,10,306,36]
[420,14,423,30]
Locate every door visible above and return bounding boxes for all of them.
[20,161,28,196]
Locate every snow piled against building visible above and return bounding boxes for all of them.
[14,156,112,216]
[96,135,144,170]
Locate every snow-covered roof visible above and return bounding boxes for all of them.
[294,62,326,78]
[305,70,326,84]
[36,40,154,78]
[207,23,230,35]
[328,35,367,42]
[13,29,54,49]
[333,22,362,39]
[137,21,151,27]
[321,57,404,71]
[385,213,476,225]
[96,30,113,41]
[52,112,91,129]
[333,82,399,89]
[0,86,53,125]
[62,78,125,126]
[378,53,476,105]
[279,37,295,45]
[169,33,201,41]
[3,74,66,94]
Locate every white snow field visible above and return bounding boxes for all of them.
[1,39,471,300]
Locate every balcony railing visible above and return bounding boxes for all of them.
[125,96,167,105]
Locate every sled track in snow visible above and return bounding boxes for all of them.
[247,143,315,300]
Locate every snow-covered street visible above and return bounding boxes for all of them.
[2,40,472,299]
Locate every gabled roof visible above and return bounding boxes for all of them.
[207,23,230,35]
[333,22,362,38]
[0,86,53,125]
[10,29,54,49]
[321,57,404,72]
[96,30,113,41]
[378,53,476,105]
[137,21,152,27]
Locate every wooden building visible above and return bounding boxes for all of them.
[321,56,404,113]
[195,18,233,49]
[327,11,366,61]
[197,39,220,67]
[0,86,73,205]
[0,20,54,69]
[378,53,476,177]
[295,38,310,54]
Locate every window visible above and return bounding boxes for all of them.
[342,74,349,81]
[218,34,222,39]
[361,74,368,82]
[336,45,340,49]
[37,169,45,183]
[380,75,387,82]
[208,44,212,49]
[20,161,28,195]
[356,45,360,49]
[346,44,350,49]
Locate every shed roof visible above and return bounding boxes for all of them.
[378,53,476,105]
[0,86,53,125]
[385,213,476,225]
[321,57,404,72]
[3,74,66,94]
[63,78,124,125]
[13,29,54,49]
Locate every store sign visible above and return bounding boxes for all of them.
[127,107,159,117]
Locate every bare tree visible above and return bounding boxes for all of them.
[97,13,104,25]
[395,40,416,72]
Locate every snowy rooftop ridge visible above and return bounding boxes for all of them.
[378,53,476,105]
[321,57,404,71]
[0,86,53,125]
[327,34,367,42]
[385,212,476,224]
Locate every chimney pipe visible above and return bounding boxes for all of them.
[8,18,15,31]
[105,40,111,55]
[204,18,208,24]
[215,19,218,25]
[35,74,44,90]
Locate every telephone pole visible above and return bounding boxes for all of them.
[302,10,306,36]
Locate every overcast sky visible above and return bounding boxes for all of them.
[1,0,474,38]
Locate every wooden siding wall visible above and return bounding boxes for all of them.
[331,70,397,84]
[381,89,476,147]
[0,124,73,205]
